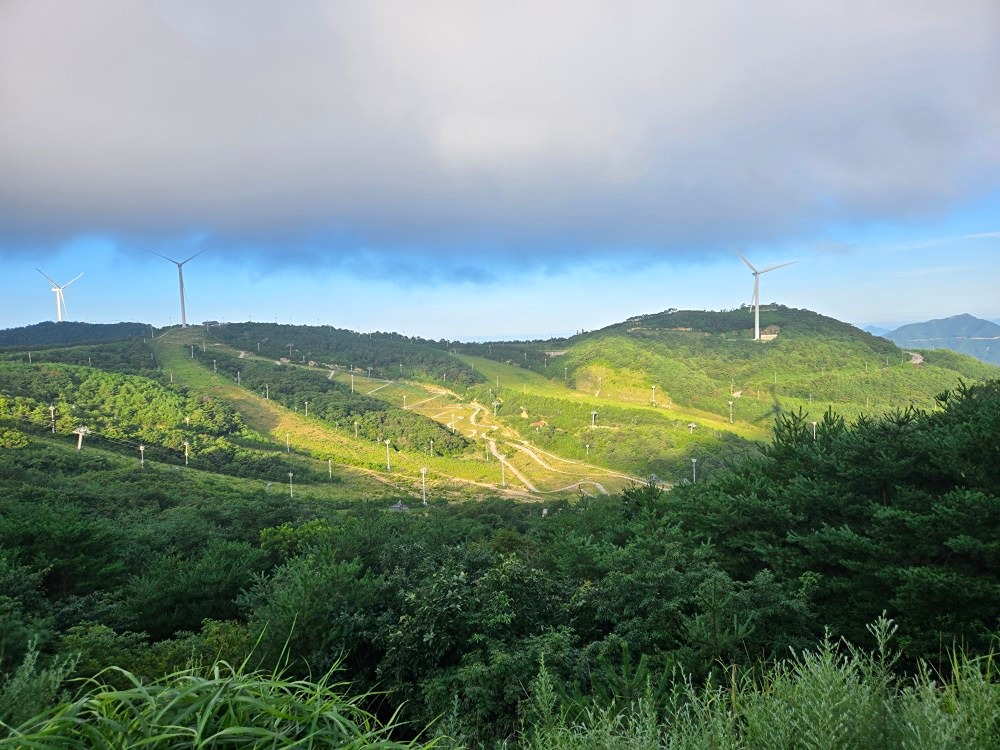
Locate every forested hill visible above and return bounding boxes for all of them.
[598,305,890,340]
[208,321,484,387]
[457,305,998,426]
[886,313,1000,366]
[0,311,999,745]
[0,321,149,348]
[0,366,998,745]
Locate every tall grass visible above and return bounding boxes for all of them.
[0,660,436,749]
[517,617,999,750]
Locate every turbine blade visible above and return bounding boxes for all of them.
[179,249,204,266]
[758,260,798,274]
[146,249,180,265]
[736,251,757,273]
[63,273,83,288]
[36,268,59,286]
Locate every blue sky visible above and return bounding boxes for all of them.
[2,2,998,340]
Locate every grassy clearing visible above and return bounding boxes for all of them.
[153,330,646,498]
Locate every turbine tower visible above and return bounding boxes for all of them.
[150,250,203,327]
[737,252,797,340]
[36,269,82,322]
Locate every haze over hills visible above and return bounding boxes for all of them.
[883,313,1000,367]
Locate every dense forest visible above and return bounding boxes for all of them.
[209,322,483,387]
[1,340,997,746]
[0,322,150,349]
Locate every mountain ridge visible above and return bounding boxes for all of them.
[885,313,1000,366]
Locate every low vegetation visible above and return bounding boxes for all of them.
[0,315,997,747]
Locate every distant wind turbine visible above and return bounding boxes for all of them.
[149,250,203,327]
[737,252,797,340]
[36,269,82,322]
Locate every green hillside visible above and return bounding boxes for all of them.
[0,321,150,348]
[1,359,998,746]
[0,315,998,746]
[886,312,1000,366]
[1,310,995,497]
[459,305,997,425]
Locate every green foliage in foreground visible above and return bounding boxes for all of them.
[3,622,996,749]
[0,660,435,749]
[517,618,999,750]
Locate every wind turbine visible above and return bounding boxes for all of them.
[737,252,797,340]
[149,250,203,327]
[36,269,82,322]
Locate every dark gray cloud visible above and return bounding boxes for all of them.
[1,0,998,278]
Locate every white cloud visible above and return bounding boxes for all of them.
[1,0,998,274]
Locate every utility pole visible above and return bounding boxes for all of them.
[500,454,507,487]
[304,401,309,417]
[183,441,190,465]
[288,472,294,498]
[74,426,89,451]
[285,432,290,453]
[49,404,55,433]
[139,444,145,467]
[421,467,428,505]
[728,400,734,424]
[691,458,697,483]
[385,439,392,471]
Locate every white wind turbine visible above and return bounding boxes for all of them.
[149,250,203,327]
[737,252,797,340]
[36,269,83,322]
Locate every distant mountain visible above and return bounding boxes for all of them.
[0,321,150,348]
[863,325,891,337]
[885,314,1000,366]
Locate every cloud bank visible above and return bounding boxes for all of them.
[1,0,998,277]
